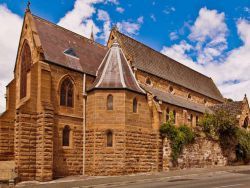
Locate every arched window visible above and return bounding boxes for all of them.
[107,94,113,110]
[190,114,193,126]
[62,125,70,146]
[146,78,152,85]
[243,117,249,129]
[60,78,74,107]
[166,108,170,121]
[196,116,199,126]
[173,110,176,124]
[20,41,31,99]
[107,130,113,147]
[133,98,138,113]
[203,99,207,104]
[169,86,174,93]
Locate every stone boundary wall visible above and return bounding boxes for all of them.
[162,137,228,170]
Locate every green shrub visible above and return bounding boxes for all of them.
[199,109,250,163]
[160,112,195,165]
[236,129,250,163]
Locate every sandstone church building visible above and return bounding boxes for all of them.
[0,8,249,182]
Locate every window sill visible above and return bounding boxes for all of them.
[62,146,73,150]
[17,96,30,109]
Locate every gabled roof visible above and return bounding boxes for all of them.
[210,101,243,117]
[111,30,224,103]
[32,14,108,76]
[210,95,249,117]
[141,84,211,113]
[88,39,145,94]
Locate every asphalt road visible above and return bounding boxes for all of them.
[17,166,250,188]
[109,170,250,188]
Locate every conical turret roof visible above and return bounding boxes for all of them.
[89,39,145,94]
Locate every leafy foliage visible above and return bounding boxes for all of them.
[199,110,250,163]
[160,111,195,165]
[236,129,250,163]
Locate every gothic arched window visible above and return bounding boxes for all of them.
[243,117,249,129]
[169,86,174,93]
[62,125,70,146]
[133,98,138,113]
[173,110,176,124]
[190,114,193,126]
[107,94,113,110]
[107,130,113,147]
[196,116,199,126]
[20,41,31,99]
[166,108,170,121]
[146,78,152,85]
[60,78,74,107]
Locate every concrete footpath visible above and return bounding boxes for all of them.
[16,165,250,188]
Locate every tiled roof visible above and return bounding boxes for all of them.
[113,30,224,102]
[210,101,243,116]
[141,84,211,113]
[88,40,145,94]
[32,15,108,76]
[31,14,224,102]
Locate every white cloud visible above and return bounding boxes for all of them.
[105,0,119,5]
[150,14,156,22]
[161,8,250,101]
[117,16,144,36]
[189,7,228,64]
[137,16,144,24]
[189,8,227,43]
[58,0,106,39]
[97,9,111,42]
[0,4,22,113]
[244,7,250,13]
[163,6,175,14]
[116,7,124,13]
[169,31,178,40]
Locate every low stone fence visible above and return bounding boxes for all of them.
[0,161,16,187]
[162,137,228,170]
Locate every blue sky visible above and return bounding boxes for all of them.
[0,0,249,112]
[1,0,249,49]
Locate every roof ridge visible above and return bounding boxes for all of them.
[32,14,107,50]
[116,30,212,81]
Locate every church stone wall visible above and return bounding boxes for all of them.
[125,126,160,173]
[239,100,250,128]
[124,91,161,173]
[14,111,37,181]
[85,90,126,175]
[53,115,83,178]
[0,120,14,161]
[136,70,220,106]
[160,103,202,127]
[0,79,16,161]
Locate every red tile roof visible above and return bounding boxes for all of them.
[31,14,224,102]
[32,15,108,76]
[112,30,224,102]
